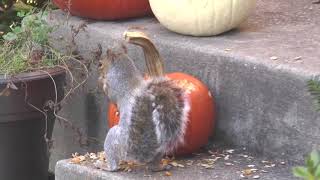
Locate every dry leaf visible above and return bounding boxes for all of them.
[72,152,79,158]
[98,152,106,161]
[186,160,194,166]
[162,159,171,166]
[270,56,278,60]
[79,156,86,162]
[239,154,249,158]
[89,153,98,160]
[293,56,302,61]
[170,161,179,167]
[225,162,234,166]
[242,169,254,176]
[225,149,235,154]
[200,163,214,169]
[264,164,276,168]
[165,171,172,176]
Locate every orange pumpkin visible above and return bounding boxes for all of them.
[107,31,216,155]
[53,0,152,20]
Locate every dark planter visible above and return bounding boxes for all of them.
[0,68,65,180]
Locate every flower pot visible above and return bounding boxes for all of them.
[0,68,65,180]
[53,0,153,20]
[149,0,256,36]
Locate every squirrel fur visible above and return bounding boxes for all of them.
[97,46,190,172]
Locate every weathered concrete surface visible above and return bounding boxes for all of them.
[48,0,320,172]
[55,146,296,180]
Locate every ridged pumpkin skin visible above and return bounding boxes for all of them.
[108,72,215,155]
[149,0,256,36]
[53,0,152,20]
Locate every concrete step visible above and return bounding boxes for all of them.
[48,0,320,173]
[55,145,296,180]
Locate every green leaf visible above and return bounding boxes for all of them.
[308,79,320,111]
[293,167,313,179]
[311,150,320,169]
[315,165,320,178]
[2,32,17,41]
[16,11,26,18]
[12,26,22,34]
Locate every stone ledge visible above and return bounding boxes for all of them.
[55,147,295,180]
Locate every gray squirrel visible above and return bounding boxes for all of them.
[97,45,190,172]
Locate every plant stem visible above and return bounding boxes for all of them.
[124,31,165,77]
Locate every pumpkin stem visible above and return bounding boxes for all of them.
[124,31,165,77]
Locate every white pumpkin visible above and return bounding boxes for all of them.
[149,0,256,36]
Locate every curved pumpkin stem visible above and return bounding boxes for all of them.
[124,31,165,77]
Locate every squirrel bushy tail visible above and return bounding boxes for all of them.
[127,77,190,163]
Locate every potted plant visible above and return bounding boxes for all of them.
[0,1,88,179]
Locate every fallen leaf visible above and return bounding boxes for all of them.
[186,160,194,166]
[200,163,214,169]
[168,161,185,168]
[225,149,235,154]
[242,169,254,176]
[79,155,86,162]
[89,153,98,160]
[264,164,276,168]
[224,155,230,160]
[225,162,234,166]
[170,161,179,167]
[293,56,302,61]
[70,157,81,164]
[72,152,79,158]
[162,159,171,166]
[165,171,172,176]
[270,56,278,60]
[239,154,249,158]
[98,152,106,161]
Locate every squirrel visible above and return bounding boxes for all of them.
[96,45,190,172]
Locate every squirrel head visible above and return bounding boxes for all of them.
[98,44,142,103]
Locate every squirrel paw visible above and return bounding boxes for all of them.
[94,160,119,172]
